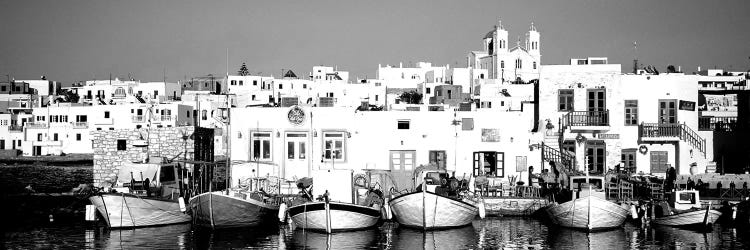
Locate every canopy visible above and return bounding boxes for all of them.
[117,163,160,185]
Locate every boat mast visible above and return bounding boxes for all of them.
[225,91,232,194]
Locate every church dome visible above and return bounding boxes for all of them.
[484,30,494,39]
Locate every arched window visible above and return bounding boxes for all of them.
[114,87,126,97]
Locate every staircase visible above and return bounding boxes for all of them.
[540,119,577,176]
[639,123,706,156]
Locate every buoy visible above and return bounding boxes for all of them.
[383,198,392,220]
[478,199,486,219]
[85,205,97,221]
[178,197,186,212]
[49,214,54,223]
[630,205,638,219]
[278,203,288,222]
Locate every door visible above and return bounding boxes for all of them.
[428,150,447,170]
[585,140,606,174]
[587,89,607,124]
[33,146,42,156]
[284,132,308,179]
[658,99,677,124]
[650,151,669,173]
[390,150,416,190]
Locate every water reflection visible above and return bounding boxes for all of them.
[100,223,191,249]
[4,217,750,249]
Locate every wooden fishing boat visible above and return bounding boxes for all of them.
[544,176,629,231]
[189,188,281,229]
[389,169,479,230]
[652,190,722,228]
[287,170,383,233]
[288,199,381,233]
[89,162,191,228]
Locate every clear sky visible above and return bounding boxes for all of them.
[1,0,749,85]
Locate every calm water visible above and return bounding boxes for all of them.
[3,217,749,249]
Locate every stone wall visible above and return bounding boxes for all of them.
[91,127,214,187]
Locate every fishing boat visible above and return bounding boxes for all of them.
[544,175,629,231]
[89,162,192,228]
[389,168,480,230]
[652,189,722,228]
[190,177,282,229]
[287,170,383,233]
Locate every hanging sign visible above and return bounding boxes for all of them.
[679,100,695,111]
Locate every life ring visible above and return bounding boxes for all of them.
[353,174,369,188]
[639,145,648,154]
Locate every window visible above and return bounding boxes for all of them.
[473,152,505,177]
[53,133,58,141]
[390,150,415,170]
[303,84,307,89]
[515,59,522,69]
[239,80,243,86]
[533,62,537,69]
[201,110,207,120]
[186,111,190,118]
[426,88,431,94]
[231,80,236,86]
[253,80,258,86]
[447,90,452,99]
[76,115,87,122]
[397,120,410,129]
[104,111,110,118]
[558,89,574,111]
[117,139,127,151]
[500,60,505,69]
[252,132,272,161]
[1,86,5,92]
[76,133,82,141]
[624,100,638,126]
[650,151,669,173]
[252,95,256,101]
[60,116,68,122]
[278,84,283,90]
[154,90,158,97]
[461,118,474,130]
[37,133,43,141]
[375,95,379,101]
[36,116,45,122]
[323,132,345,161]
[0,140,5,150]
[621,149,636,174]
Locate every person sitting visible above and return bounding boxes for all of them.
[686,177,695,190]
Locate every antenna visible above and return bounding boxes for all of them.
[632,41,638,74]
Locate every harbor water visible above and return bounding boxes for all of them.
[4,217,750,249]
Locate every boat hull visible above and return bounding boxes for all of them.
[389,192,478,230]
[89,193,190,228]
[288,201,381,232]
[653,209,722,227]
[189,191,279,229]
[545,196,628,231]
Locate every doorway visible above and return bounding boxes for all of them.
[283,132,308,179]
[585,140,606,174]
[428,150,447,170]
[658,99,678,124]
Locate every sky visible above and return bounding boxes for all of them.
[1,0,749,85]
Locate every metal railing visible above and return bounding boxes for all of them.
[699,116,738,131]
[562,110,609,127]
[8,125,23,131]
[541,142,576,174]
[72,122,88,128]
[639,123,706,154]
[132,115,146,123]
[25,122,48,129]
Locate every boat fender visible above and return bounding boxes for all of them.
[178,197,186,212]
[478,199,486,219]
[85,205,97,221]
[278,203,288,222]
[732,205,737,220]
[630,205,638,219]
[383,198,392,220]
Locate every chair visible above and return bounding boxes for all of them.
[650,182,663,200]
[620,181,633,201]
[606,180,620,200]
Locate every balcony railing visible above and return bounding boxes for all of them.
[72,122,88,129]
[156,115,173,122]
[639,123,706,154]
[132,115,146,123]
[563,110,609,127]
[8,125,23,131]
[699,116,738,131]
[25,122,48,129]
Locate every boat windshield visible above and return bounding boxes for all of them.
[160,165,175,183]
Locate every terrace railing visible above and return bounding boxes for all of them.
[639,123,706,154]
[562,110,609,127]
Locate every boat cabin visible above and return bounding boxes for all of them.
[113,162,186,199]
[669,190,702,210]
[569,175,606,199]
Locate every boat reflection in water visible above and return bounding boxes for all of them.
[386,223,477,249]
[474,217,547,249]
[647,225,722,249]
[286,226,380,249]
[97,223,192,249]
[546,226,628,249]
[191,225,282,249]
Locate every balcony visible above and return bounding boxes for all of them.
[8,125,23,132]
[562,110,610,131]
[152,115,173,122]
[132,115,146,123]
[25,122,48,129]
[639,123,706,154]
[699,116,738,131]
[72,122,88,129]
